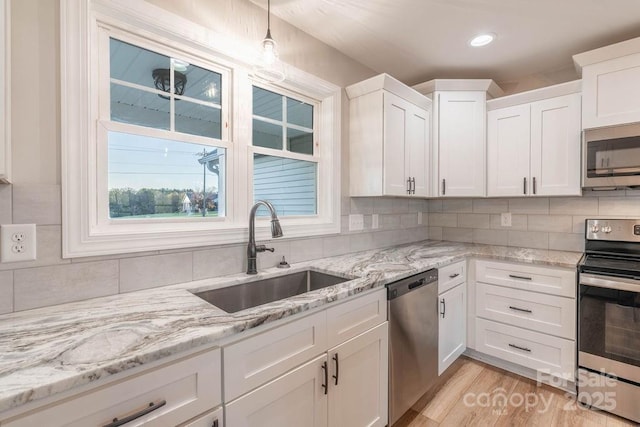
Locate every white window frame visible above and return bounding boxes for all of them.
[0,0,9,183]
[61,0,341,258]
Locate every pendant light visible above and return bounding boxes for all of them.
[253,0,285,83]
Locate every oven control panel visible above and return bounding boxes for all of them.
[586,219,640,241]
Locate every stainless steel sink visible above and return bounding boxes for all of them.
[193,270,349,313]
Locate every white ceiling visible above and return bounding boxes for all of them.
[254,0,640,89]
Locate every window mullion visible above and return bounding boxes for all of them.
[170,60,175,132]
[281,95,287,151]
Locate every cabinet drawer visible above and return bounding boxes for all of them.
[4,348,221,427]
[224,311,327,402]
[475,318,575,380]
[438,260,465,294]
[326,288,386,348]
[476,283,575,339]
[475,260,575,298]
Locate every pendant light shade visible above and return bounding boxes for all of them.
[253,0,285,83]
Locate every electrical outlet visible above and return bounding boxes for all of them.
[1,224,37,262]
[348,214,364,231]
[500,213,512,227]
[371,214,379,229]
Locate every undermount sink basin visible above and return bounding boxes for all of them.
[193,270,349,313]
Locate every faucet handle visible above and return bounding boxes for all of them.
[256,245,275,253]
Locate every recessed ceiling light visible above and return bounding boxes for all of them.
[469,33,495,47]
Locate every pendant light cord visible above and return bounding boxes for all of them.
[267,0,271,32]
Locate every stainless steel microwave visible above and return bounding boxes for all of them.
[583,122,640,188]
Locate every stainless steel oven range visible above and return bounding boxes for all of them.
[578,219,640,423]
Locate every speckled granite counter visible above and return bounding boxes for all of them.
[0,240,582,414]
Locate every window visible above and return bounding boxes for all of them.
[252,86,317,216]
[62,0,340,258]
[106,37,227,220]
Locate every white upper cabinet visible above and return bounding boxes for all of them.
[487,82,582,197]
[574,36,640,129]
[347,74,431,197]
[413,79,503,198]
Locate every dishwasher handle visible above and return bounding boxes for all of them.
[387,269,438,300]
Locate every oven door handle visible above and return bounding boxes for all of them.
[580,273,640,292]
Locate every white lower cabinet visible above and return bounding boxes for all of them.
[328,323,388,427]
[471,259,576,383]
[3,348,222,427]
[438,283,466,375]
[225,354,328,427]
[437,261,467,376]
[224,289,388,427]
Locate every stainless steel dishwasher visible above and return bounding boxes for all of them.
[387,269,439,426]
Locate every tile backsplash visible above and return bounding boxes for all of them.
[427,190,640,253]
[3,183,640,314]
[0,184,428,313]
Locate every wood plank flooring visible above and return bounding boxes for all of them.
[393,357,638,427]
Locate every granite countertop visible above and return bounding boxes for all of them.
[0,240,582,414]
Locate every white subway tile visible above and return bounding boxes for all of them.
[350,233,375,252]
[322,235,351,258]
[0,185,11,224]
[507,231,549,249]
[473,229,508,246]
[381,214,402,229]
[373,198,395,214]
[409,199,427,213]
[473,198,508,214]
[392,199,410,214]
[429,213,457,228]
[457,213,490,229]
[193,245,245,280]
[400,213,418,228]
[120,252,193,293]
[350,198,373,215]
[428,227,443,240]
[508,198,549,214]
[527,215,573,233]
[549,233,585,252]
[428,200,443,213]
[373,230,398,248]
[599,197,640,216]
[442,227,473,243]
[549,198,598,215]
[289,238,324,263]
[0,271,12,314]
[14,261,119,311]
[12,184,62,225]
[442,199,473,213]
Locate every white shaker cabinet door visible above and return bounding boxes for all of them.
[328,323,389,427]
[383,91,411,196]
[487,104,531,197]
[437,91,486,197]
[530,93,581,196]
[406,105,430,197]
[225,354,328,427]
[438,283,466,375]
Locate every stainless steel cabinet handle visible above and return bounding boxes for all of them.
[509,274,532,280]
[449,273,459,279]
[442,179,446,196]
[411,177,416,194]
[523,177,527,195]
[509,305,533,313]
[212,419,219,427]
[508,343,532,353]
[440,298,446,318]
[332,353,339,385]
[321,361,328,395]
[102,400,166,427]
[533,177,537,194]
[407,178,411,194]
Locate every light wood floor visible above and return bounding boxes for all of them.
[393,357,638,427]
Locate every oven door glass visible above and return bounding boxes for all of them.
[580,283,640,368]
[585,136,640,178]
